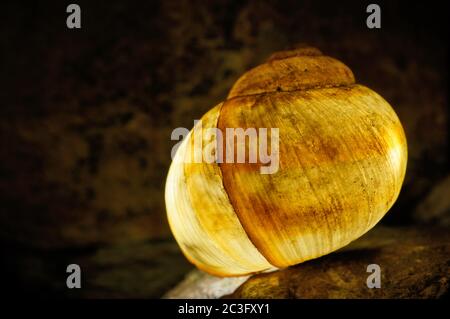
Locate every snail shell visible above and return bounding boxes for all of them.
[165,47,407,276]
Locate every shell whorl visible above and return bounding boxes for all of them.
[228,46,355,99]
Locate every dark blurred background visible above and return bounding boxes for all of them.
[0,0,448,298]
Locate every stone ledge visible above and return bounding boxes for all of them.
[165,226,450,299]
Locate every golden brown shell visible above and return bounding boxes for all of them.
[165,47,407,276]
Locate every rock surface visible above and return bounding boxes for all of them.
[2,240,193,298]
[0,102,172,249]
[414,174,450,226]
[166,226,450,299]
[78,241,193,298]
[164,271,250,299]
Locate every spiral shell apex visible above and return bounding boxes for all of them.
[165,47,408,276]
